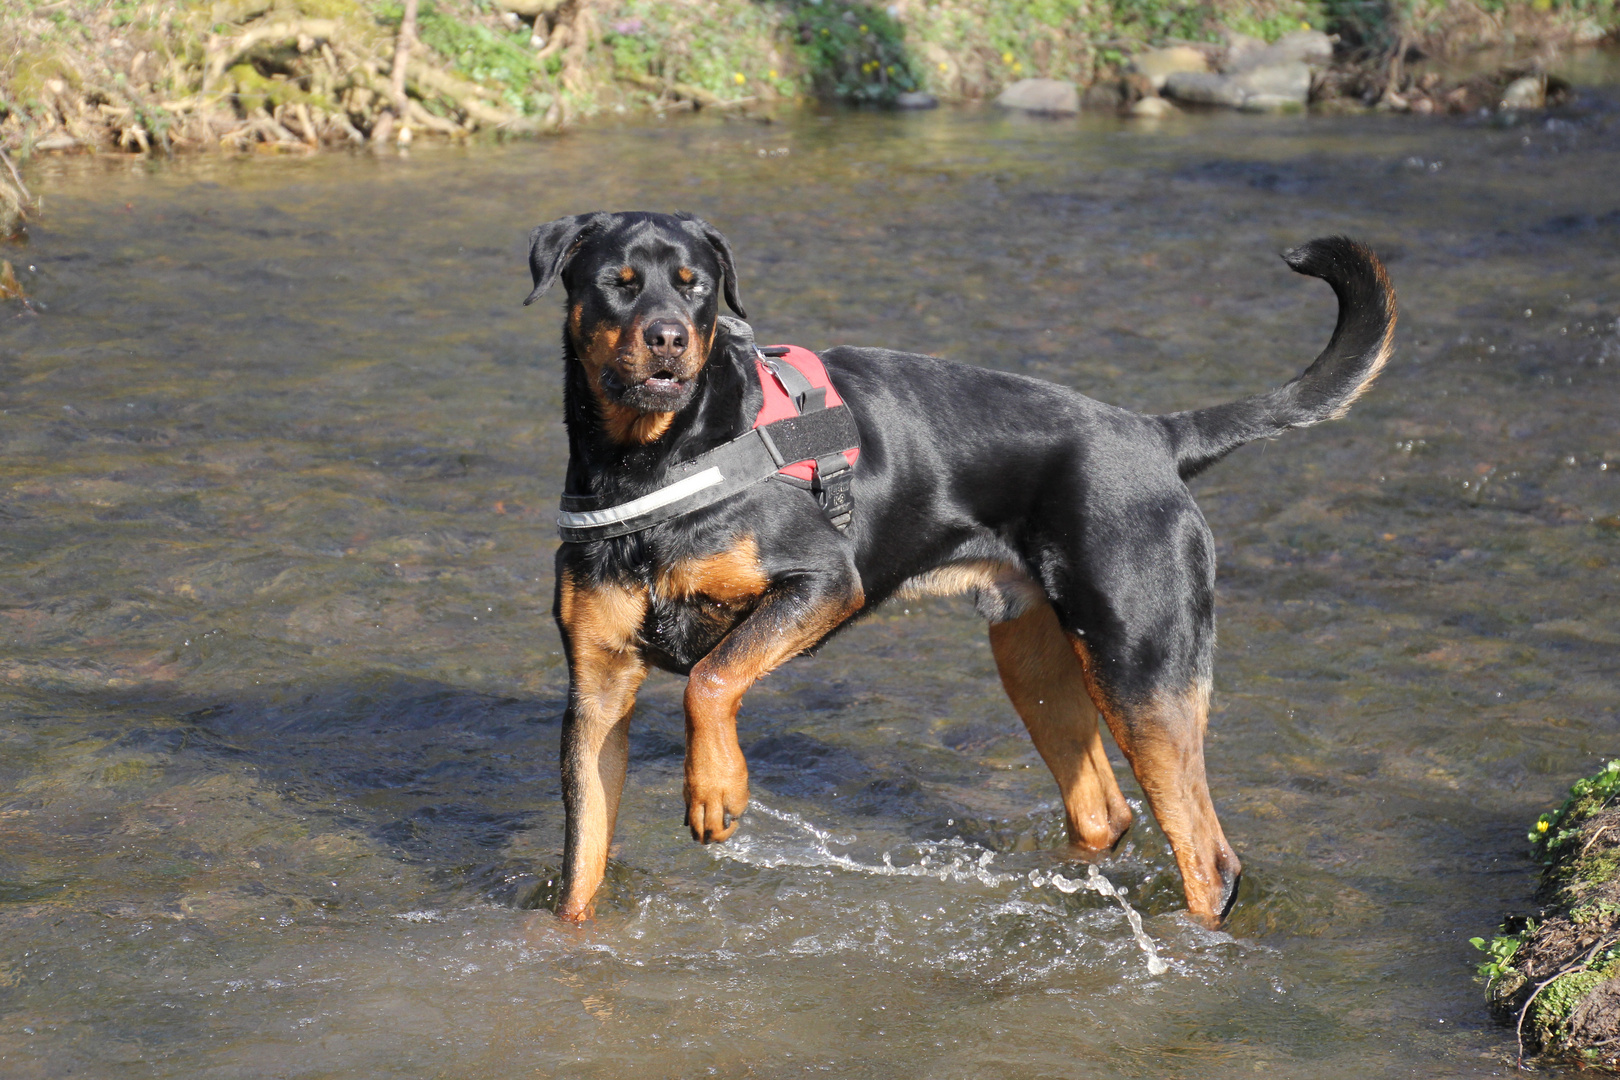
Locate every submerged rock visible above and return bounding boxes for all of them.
[994,78,1080,115]
[1479,761,1620,1068]
[1128,95,1179,119]
[893,91,939,109]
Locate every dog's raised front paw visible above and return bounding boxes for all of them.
[683,750,749,844]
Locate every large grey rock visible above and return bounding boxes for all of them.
[994,78,1080,115]
[33,133,80,153]
[1162,71,1247,108]
[1222,31,1269,71]
[1129,46,1208,91]
[1225,29,1334,73]
[1500,75,1546,110]
[1233,60,1313,109]
[1163,60,1312,110]
[1270,29,1335,65]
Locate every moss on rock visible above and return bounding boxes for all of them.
[1480,761,1620,1068]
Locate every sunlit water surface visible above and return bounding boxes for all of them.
[2,89,1619,1078]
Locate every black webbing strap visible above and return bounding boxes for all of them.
[760,353,827,413]
[556,403,859,542]
[759,352,852,531]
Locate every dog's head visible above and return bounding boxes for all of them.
[525,211,745,439]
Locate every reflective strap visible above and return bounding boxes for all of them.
[557,467,725,532]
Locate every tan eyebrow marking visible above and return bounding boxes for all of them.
[677,266,695,284]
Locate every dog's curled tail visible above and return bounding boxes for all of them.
[1160,236,1397,481]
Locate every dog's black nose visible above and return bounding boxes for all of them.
[644,319,687,358]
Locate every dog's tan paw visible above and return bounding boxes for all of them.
[684,751,749,844]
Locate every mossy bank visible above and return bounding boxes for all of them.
[0,0,1617,234]
[1479,761,1620,1069]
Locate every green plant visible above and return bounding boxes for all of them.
[787,0,919,102]
[1533,760,1620,856]
[604,0,796,101]
[1472,923,1533,984]
[378,1,551,113]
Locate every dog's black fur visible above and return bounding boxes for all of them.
[530,211,1396,924]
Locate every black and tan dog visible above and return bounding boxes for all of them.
[527,211,1395,925]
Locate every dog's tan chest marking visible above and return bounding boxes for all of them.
[556,571,647,656]
[655,537,769,607]
[604,407,675,445]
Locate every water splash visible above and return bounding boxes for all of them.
[1029,865,1169,975]
[720,802,1169,975]
[716,802,1020,887]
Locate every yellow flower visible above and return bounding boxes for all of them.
[734,72,746,85]
[821,27,830,35]
[1012,61,1023,73]
[887,65,896,76]
[1300,20,1311,29]
[938,61,948,72]
[1001,51,1013,64]
[859,23,868,32]
[769,68,778,79]
[1538,819,1551,832]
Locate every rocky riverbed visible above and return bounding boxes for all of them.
[993,27,1581,120]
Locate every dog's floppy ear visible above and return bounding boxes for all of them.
[523,213,608,306]
[676,213,746,318]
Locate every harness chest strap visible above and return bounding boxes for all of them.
[556,336,860,543]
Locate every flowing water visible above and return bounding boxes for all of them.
[3,79,1620,1078]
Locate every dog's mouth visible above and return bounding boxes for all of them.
[600,365,696,413]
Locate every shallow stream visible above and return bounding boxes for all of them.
[2,87,1619,1077]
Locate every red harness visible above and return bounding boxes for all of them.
[555,336,861,542]
[755,346,861,483]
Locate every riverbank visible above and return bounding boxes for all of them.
[1,0,1617,235]
[1481,762,1620,1069]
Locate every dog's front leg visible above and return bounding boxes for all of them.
[555,572,648,922]
[684,572,863,844]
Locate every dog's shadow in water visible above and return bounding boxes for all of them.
[45,671,1005,913]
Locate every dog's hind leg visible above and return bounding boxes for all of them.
[988,601,1132,851]
[554,571,649,922]
[1075,657,1241,926]
[1042,481,1242,925]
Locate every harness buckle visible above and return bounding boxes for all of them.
[813,453,855,532]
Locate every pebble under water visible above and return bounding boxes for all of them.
[2,91,1619,1078]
